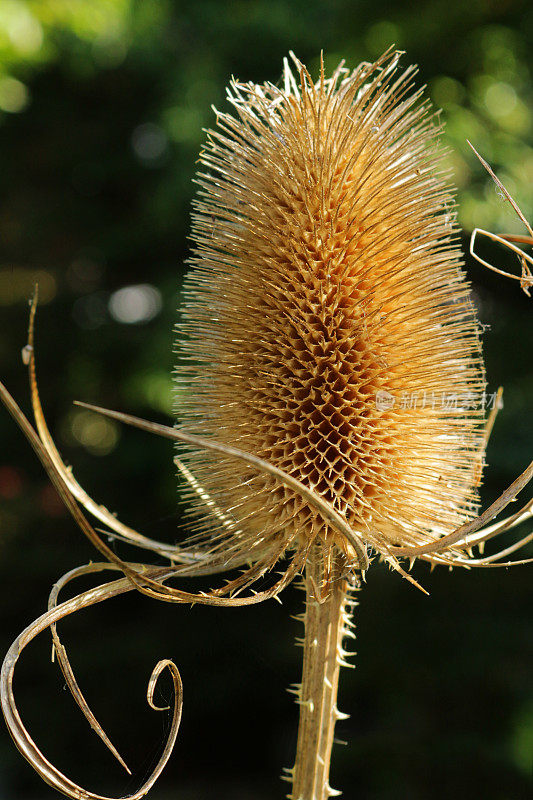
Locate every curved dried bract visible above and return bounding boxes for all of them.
[423,533,533,568]
[1,377,309,605]
[49,563,138,773]
[75,402,369,570]
[389,458,533,558]
[77,401,533,572]
[470,229,533,295]
[470,496,533,543]
[48,557,304,774]
[4,366,315,605]
[0,378,177,599]
[418,505,533,567]
[2,546,309,799]
[468,141,533,297]
[1,570,183,800]
[25,293,200,565]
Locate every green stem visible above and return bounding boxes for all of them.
[288,546,358,800]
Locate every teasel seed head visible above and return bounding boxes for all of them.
[174,50,486,570]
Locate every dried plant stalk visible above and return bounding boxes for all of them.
[288,546,357,799]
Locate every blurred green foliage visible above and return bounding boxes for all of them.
[0,2,531,799]
[1,0,533,232]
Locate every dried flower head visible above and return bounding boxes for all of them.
[176,50,487,570]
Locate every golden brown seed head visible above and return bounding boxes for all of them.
[175,51,486,565]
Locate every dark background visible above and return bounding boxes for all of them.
[0,1,532,799]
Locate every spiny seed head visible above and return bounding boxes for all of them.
[174,50,486,566]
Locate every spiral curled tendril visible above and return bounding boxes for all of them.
[1,565,183,800]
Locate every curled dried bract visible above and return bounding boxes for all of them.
[469,141,533,297]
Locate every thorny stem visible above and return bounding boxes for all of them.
[289,546,359,800]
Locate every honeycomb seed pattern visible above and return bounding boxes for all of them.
[174,51,486,561]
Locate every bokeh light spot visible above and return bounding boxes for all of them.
[365,21,401,55]
[131,123,168,162]
[70,410,120,456]
[2,2,43,55]
[109,284,162,324]
[484,81,517,118]
[0,267,56,305]
[0,76,29,113]
[431,76,465,109]
[163,106,203,144]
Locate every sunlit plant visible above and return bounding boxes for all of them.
[1,50,532,800]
